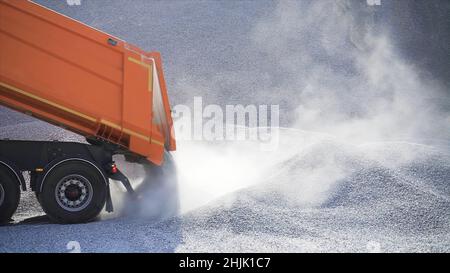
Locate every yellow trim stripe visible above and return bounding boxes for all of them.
[100,119,164,147]
[127,57,153,92]
[100,119,122,130]
[123,128,150,141]
[150,139,164,146]
[148,67,152,92]
[0,82,97,122]
[100,119,149,141]
[128,57,151,68]
[0,82,165,147]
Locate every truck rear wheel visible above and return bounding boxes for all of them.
[39,161,107,224]
[0,165,21,223]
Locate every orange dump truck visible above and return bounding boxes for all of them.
[0,0,176,223]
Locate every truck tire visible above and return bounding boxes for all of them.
[39,161,106,224]
[0,165,21,223]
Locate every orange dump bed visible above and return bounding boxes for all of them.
[0,0,176,165]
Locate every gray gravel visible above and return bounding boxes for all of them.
[0,121,449,252]
[0,1,449,252]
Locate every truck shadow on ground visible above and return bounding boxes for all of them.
[16,215,51,225]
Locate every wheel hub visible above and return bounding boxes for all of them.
[55,175,93,212]
[65,184,82,201]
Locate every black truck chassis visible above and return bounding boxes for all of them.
[0,139,134,223]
